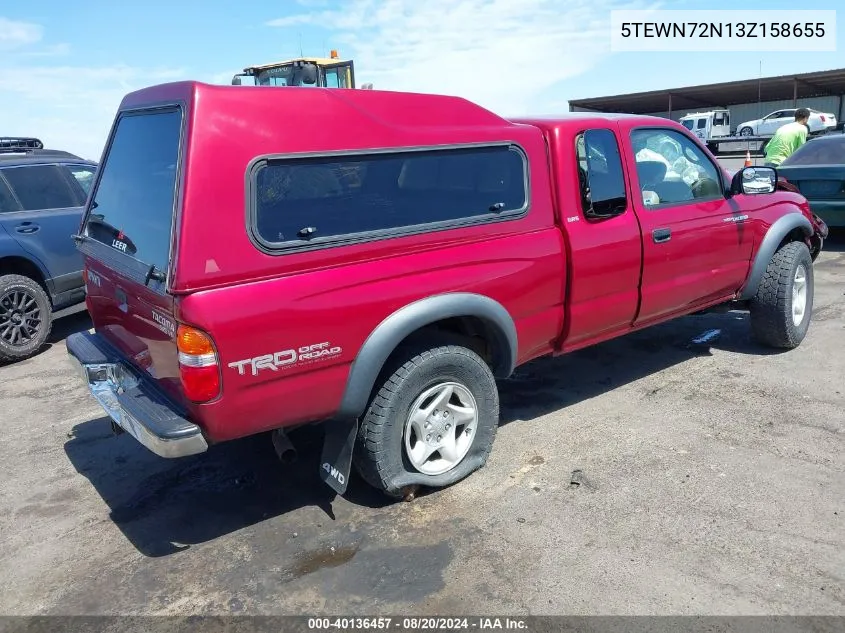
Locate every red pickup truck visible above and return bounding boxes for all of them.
[66,81,828,500]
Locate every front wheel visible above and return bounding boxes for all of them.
[353,338,499,498]
[749,241,814,349]
[739,126,754,137]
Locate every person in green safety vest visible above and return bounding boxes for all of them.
[764,107,810,167]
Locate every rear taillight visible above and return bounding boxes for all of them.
[176,324,220,403]
[820,115,826,122]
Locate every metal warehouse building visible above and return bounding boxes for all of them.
[568,67,845,131]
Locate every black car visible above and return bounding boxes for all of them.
[777,133,845,229]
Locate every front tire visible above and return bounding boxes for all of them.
[749,241,814,349]
[0,274,52,363]
[739,126,754,136]
[353,338,499,498]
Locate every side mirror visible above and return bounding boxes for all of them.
[231,75,242,86]
[730,166,777,196]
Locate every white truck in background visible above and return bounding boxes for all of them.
[679,109,732,142]
[679,109,769,158]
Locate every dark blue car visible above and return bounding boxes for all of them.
[0,137,97,362]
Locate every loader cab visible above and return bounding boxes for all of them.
[231,51,356,89]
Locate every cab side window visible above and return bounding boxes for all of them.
[630,128,723,208]
[575,128,627,219]
[323,67,349,89]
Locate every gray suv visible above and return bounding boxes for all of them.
[0,137,97,362]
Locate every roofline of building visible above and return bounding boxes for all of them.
[568,67,845,115]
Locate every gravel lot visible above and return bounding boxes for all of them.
[1,234,843,617]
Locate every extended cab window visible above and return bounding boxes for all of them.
[575,129,627,218]
[630,129,723,207]
[1,165,78,211]
[82,108,182,273]
[252,144,527,247]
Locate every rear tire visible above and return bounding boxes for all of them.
[353,337,499,499]
[0,274,52,363]
[749,241,813,349]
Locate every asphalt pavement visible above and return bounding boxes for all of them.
[1,234,843,617]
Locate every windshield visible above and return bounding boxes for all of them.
[256,64,319,87]
[681,120,694,130]
[781,136,845,166]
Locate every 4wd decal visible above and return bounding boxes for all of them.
[322,462,346,486]
[228,341,342,377]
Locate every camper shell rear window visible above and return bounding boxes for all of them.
[81,106,183,282]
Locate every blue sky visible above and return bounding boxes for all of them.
[1,0,841,161]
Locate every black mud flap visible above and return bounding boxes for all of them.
[319,417,358,495]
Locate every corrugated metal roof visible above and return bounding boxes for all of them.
[568,67,845,114]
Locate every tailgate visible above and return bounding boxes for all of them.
[76,106,187,406]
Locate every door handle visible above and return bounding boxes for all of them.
[652,228,671,243]
[15,222,40,234]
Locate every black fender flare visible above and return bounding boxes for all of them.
[739,212,812,301]
[336,292,518,419]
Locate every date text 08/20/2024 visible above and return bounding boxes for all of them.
[307,617,528,630]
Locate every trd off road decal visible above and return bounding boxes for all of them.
[228,341,342,377]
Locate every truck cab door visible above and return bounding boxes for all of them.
[626,127,754,325]
[694,117,708,141]
[557,127,642,350]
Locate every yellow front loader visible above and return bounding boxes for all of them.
[231,50,372,89]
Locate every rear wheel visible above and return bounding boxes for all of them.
[353,337,499,498]
[749,241,814,349]
[0,274,52,363]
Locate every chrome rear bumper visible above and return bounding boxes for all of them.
[66,331,208,458]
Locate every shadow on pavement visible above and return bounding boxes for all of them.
[50,308,92,343]
[497,309,778,426]
[820,227,845,253]
[64,421,392,558]
[63,247,840,557]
